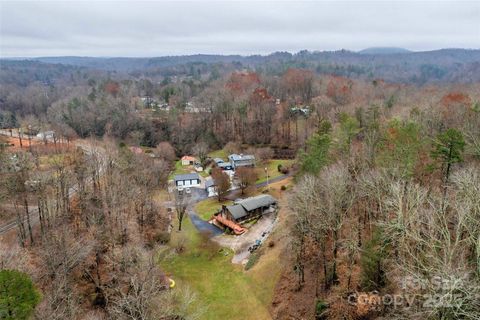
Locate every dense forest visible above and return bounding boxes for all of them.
[1,49,479,320]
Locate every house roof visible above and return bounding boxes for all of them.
[227,194,277,220]
[181,155,196,161]
[228,154,255,161]
[226,204,248,220]
[205,179,215,188]
[236,195,277,212]
[174,173,200,181]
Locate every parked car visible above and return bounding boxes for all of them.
[185,187,191,194]
[177,186,184,195]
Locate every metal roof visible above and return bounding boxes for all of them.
[174,173,200,181]
[226,204,248,220]
[228,154,255,161]
[226,194,277,220]
[236,194,277,212]
[205,179,215,188]
[181,155,196,161]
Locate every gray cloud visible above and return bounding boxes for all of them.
[0,0,479,57]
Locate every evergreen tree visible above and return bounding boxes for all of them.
[431,128,465,183]
[0,270,41,320]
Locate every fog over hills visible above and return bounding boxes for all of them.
[2,48,478,85]
[358,47,412,54]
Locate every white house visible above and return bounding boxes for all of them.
[174,173,201,188]
[205,178,217,197]
[36,131,55,140]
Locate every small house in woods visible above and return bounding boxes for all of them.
[36,130,55,140]
[174,173,200,188]
[181,156,197,166]
[219,194,277,224]
[228,154,255,170]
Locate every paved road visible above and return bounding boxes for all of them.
[184,188,223,236]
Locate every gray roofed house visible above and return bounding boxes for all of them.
[205,178,217,197]
[174,173,201,188]
[205,179,215,188]
[221,194,277,223]
[236,194,277,212]
[225,204,248,220]
[228,154,255,170]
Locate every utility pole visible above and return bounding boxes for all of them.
[265,167,269,191]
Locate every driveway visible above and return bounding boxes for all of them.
[184,188,223,236]
[213,211,278,264]
[171,173,291,239]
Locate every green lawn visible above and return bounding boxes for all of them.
[169,160,210,180]
[208,149,228,160]
[194,198,233,221]
[169,160,191,180]
[159,218,274,320]
[256,159,295,183]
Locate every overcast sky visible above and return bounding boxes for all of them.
[0,0,479,57]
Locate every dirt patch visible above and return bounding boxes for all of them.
[2,135,72,154]
[267,178,319,320]
[270,258,319,320]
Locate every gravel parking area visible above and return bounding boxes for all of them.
[213,211,278,264]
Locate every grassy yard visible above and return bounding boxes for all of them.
[194,197,233,221]
[160,217,277,320]
[169,160,210,180]
[168,160,191,180]
[38,153,72,170]
[256,159,295,184]
[208,149,228,160]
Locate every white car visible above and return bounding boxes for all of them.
[185,187,191,194]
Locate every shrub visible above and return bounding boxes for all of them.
[0,270,41,320]
[153,231,171,244]
[277,164,283,172]
[245,253,260,270]
[315,299,329,319]
[280,185,287,191]
[360,229,387,291]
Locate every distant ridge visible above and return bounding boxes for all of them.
[358,47,412,54]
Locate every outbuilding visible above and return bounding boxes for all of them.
[181,156,197,166]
